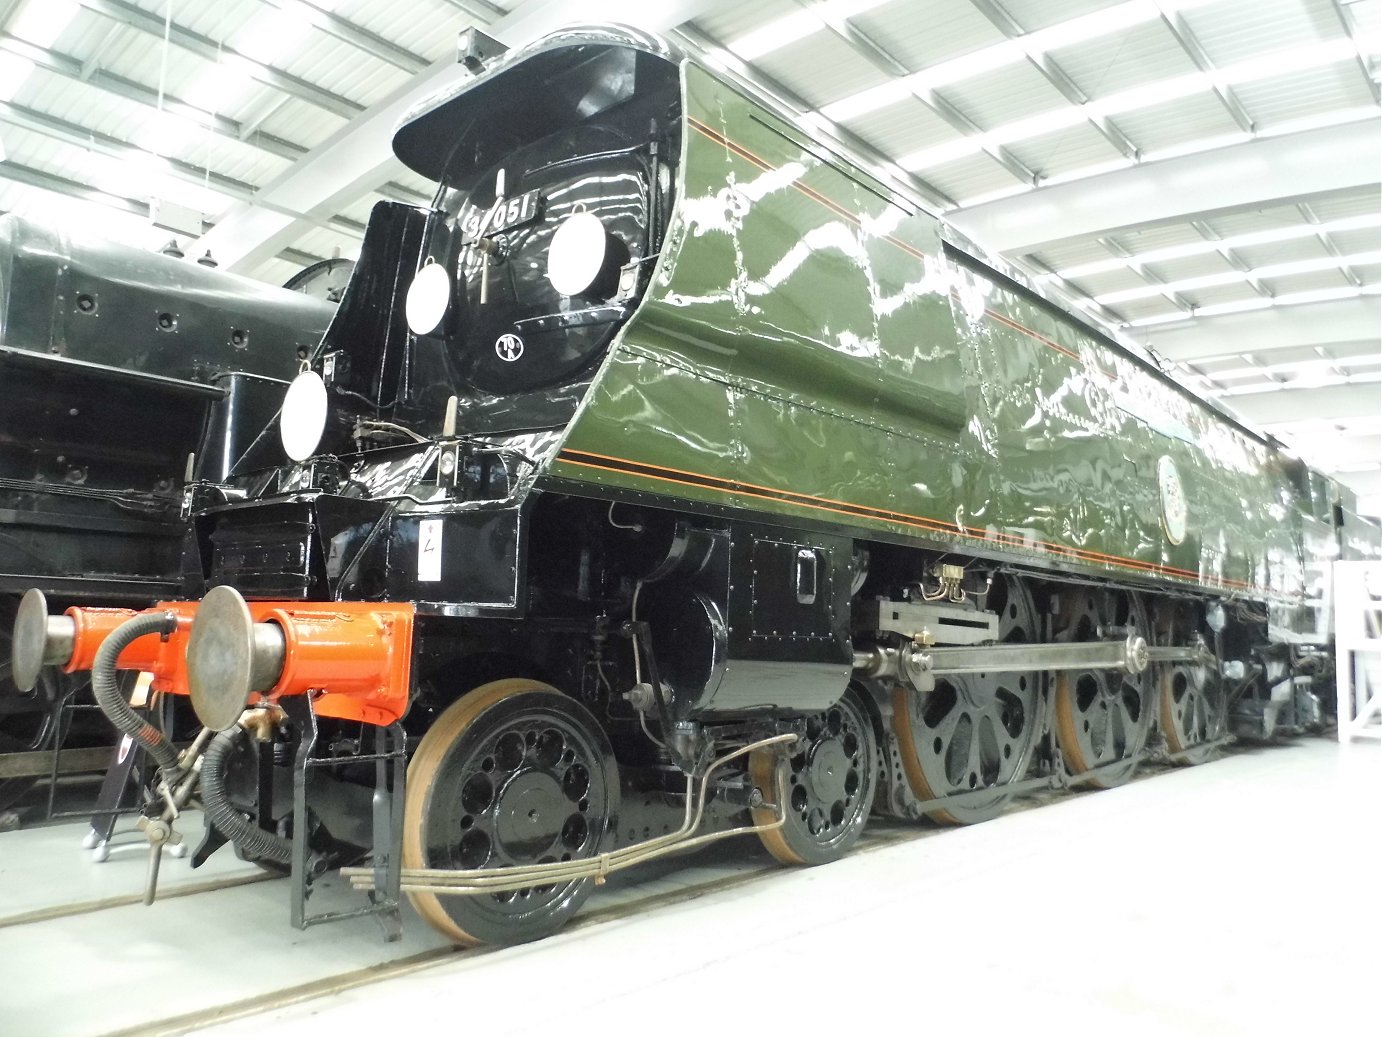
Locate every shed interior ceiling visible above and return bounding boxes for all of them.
[0,0,1376,511]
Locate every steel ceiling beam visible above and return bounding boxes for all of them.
[1325,0,1381,104]
[435,0,508,21]
[966,0,1141,162]
[0,31,302,163]
[0,158,326,268]
[0,99,370,239]
[1144,296,1381,361]
[74,0,364,121]
[1156,4,1255,133]
[1298,201,1365,288]
[253,0,429,75]
[798,1,1037,186]
[1221,382,1382,425]
[0,30,430,208]
[948,121,1381,255]
[194,0,741,273]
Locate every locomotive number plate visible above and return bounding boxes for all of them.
[460,189,542,239]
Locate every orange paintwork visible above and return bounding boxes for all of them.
[59,599,416,727]
[63,602,198,696]
[247,601,416,726]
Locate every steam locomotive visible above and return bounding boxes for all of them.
[10,26,1376,945]
[0,214,335,809]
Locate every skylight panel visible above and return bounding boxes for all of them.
[0,0,80,102]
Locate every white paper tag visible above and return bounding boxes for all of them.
[418,518,444,582]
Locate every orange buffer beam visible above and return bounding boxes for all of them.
[11,589,197,695]
[186,586,416,729]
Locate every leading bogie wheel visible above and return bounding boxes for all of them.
[1053,589,1155,788]
[750,686,878,865]
[403,678,619,946]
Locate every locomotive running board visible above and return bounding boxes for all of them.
[344,732,797,899]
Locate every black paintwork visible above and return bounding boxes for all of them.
[0,214,334,603]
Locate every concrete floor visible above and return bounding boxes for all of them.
[1,738,1377,1037]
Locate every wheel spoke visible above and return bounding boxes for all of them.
[895,573,1042,822]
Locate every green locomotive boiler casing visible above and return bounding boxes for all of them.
[537,62,1337,632]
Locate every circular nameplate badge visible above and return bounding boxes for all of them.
[1158,455,1187,545]
[495,333,524,362]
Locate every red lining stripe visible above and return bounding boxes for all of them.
[555,448,1263,594]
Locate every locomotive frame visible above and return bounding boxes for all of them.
[0,213,336,813]
[9,25,1377,945]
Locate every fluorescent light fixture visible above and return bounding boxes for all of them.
[1211,355,1382,380]
[0,54,34,103]
[179,0,345,116]
[0,0,80,102]
[133,110,210,157]
[1024,0,1164,52]
[728,11,820,60]
[727,0,891,61]
[10,0,80,48]
[821,81,914,123]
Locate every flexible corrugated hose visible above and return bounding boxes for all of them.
[201,726,293,865]
[91,612,181,775]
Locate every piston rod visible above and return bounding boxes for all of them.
[855,635,1150,690]
[855,637,1214,691]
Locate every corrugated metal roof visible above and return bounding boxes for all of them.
[1233,64,1377,127]
[752,31,892,110]
[939,62,1071,128]
[1261,268,1356,294]
[1005,123,1122,178]
[1180,0,1345,66]
[1047,19,1199,99]
[1233,238,1333,267]
[850,0,1004,74]
[692,0,799,43]
[1109,93,1244,153]
[841,96,961,156]
[924,151,1024,201]
[998,0,1126,33]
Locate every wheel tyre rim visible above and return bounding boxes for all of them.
[894,573,1042,824]
[751,688,877,865]
[1054,591,1154,788]
[403,680,618,946]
